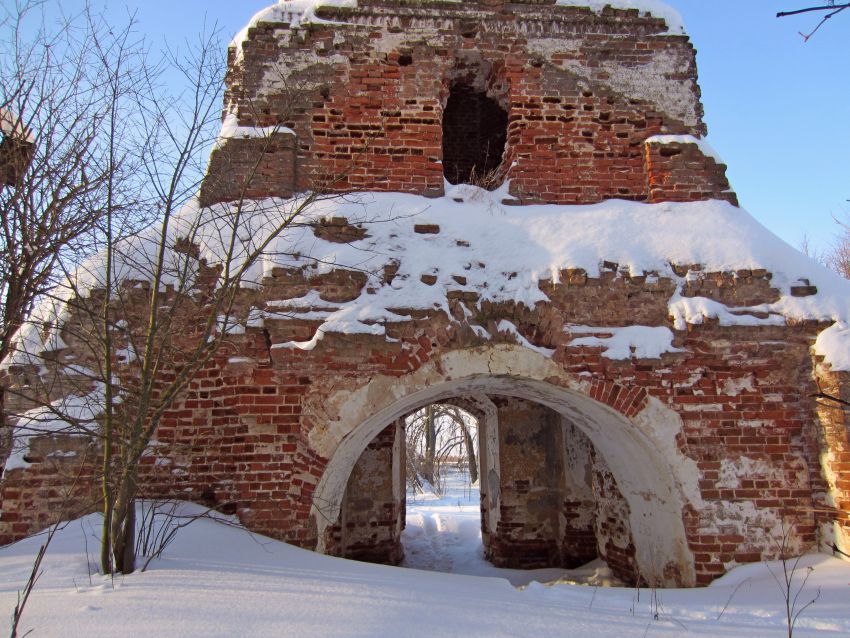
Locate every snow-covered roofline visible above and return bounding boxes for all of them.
[556,0,685,34]
[0,108,35,144]
[229,1,686,56]
[5,183,850,374]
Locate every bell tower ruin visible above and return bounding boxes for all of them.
[2,1,850,588]
[202,0,736,207]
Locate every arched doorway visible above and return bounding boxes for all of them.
[307,345,699,587]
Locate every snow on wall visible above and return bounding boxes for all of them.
[0,108,35,144]
[230,0,357,61]
[555,0,685,35]
[645,134,724,164]
[5,384,104,471]
[6,181,850,373]
[227,0,693,124]
[566,325,683,360]
[230,0,686,61]
[215,113,294,147]
[815,322,850,372]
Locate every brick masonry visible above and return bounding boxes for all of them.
[2,264,843,586]
[201,0,734,206]
[1,0,848,588]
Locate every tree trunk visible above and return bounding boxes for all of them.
[423,405,436,484]
[0,386,7,480]
[461,422,478,484]
[108,472,137,574]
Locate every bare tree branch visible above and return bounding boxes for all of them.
[777,3,850,41]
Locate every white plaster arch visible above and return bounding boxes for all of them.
[308,344,699,587]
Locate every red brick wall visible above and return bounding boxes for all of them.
[2,2,842,587]
[645,140,738,206]
[0,262,834,586]
[332,422,404,564]
[205,0,732,206]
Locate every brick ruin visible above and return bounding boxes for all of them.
[0,109,35,186]
[2,0,850,588]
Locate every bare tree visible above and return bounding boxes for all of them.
[802,215,850,281]
[0,0,144,480]
[2,4,360,579]
[405,404,479,495]
[824,217,850,279]
[63,48,335,574]
[777,3,850,40]
[766,515,822,638]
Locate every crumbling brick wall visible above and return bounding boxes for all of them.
[0,257,837,586]
[205,0,733,206]
[1,1,846,589]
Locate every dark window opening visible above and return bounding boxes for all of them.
[442,84,507,188]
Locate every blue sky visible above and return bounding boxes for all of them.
[76,0,849,255]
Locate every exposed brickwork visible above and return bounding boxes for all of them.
[206,0,732,206]
[593,462,638,582]
[0,436,99,538]
[0,254,839,586]
[559,421,600,569]
[0,135,34,187]
[645,140,738,206]
[330,422,404,563]
[488,397,565,569]
[811,365,850,551]
[1,1,845,589]
[200,133,297,207]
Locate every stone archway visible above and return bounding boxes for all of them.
[307,344,700,587]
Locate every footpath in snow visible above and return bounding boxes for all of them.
[402,468,619,588]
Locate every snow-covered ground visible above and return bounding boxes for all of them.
[2,495,849,637]
[403,468,620,588]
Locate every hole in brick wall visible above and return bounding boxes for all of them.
[442,83,507,189]
[398,54,413,67]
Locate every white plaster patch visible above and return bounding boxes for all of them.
[254,49,351,100]
[703,502,805,559]
[537,46,699,129]
[717,457,795,490]
[631,396,702,509]
[673,369,704,389]
[721,374,755,397]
